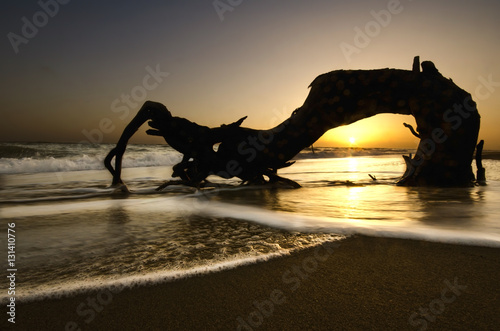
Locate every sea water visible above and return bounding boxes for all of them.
[1,142,499,303]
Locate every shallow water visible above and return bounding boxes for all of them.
[1,143,499,303]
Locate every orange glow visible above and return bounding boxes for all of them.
[315,115,420,148]
[1,2,499,149]
[319,123,376,147]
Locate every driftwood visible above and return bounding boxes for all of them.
[476,140,486,184]
[105,56,482,189]
[403,123,420,138]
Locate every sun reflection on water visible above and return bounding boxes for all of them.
[346,157,358,172]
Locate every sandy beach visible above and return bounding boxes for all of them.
[13,235,500,331]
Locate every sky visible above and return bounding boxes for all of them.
[1,0,500,148]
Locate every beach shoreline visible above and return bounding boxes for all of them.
[13,235,500,331]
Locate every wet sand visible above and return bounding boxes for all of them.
[15,236,500,330]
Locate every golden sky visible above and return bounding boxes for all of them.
[1,0,500,149]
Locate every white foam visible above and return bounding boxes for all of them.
[0,187,117,204]
[0,194,189,218]
[8,192,500,304]
[0,145,411,175]
[294,147,412,159]
[0,152,182,174]
[8,244,333,304]
[4,194,500,304]
[4,189,500,248]
[198,201,500,248]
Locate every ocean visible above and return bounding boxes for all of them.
[1,142,500,304]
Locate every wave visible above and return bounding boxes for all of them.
[0,142,412,175]
[294,147,413,159]
[7,194,500,304]
[0,151,182,174]
[4,180,500,305]
[0,144,41,158]
[0,142,91,159]
[199,201,500,248]
[4,192,499,248]
[10,242,337,304]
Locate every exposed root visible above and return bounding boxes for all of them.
[266,172,301,188]
[109,183,130,194]
[156,179,205,191]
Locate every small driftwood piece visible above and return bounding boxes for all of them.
[476,140,486,184]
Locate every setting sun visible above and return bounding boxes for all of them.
[315,115,422,148]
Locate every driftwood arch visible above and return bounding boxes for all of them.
[105,57,482,189]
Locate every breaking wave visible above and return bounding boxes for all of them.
[0,143,414,175]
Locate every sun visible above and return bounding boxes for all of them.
[349,137,356,145]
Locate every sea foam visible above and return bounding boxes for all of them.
[0,153,182,174]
